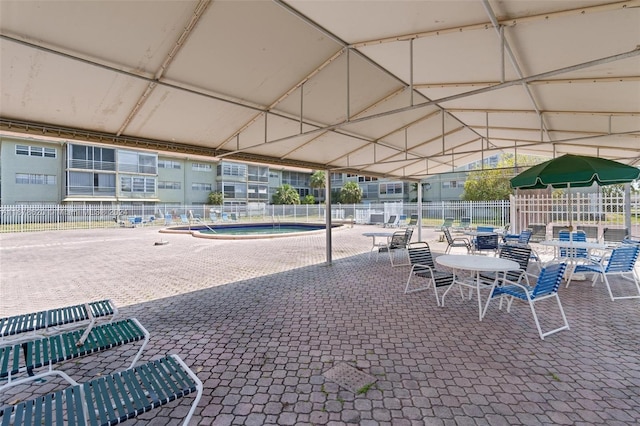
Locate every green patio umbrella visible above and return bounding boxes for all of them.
[510,154,640,189]
[510,154,640,226]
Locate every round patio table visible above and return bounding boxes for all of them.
[436,254,519,321]
[362,232,394,260]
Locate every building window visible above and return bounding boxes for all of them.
[69,144,115,170]
[218,162,247,177]
[118,150,157,174]
[68,171,115,195]
[158,160,181,169]
[248,184,268,200]
[379,183,403,195]
[16,144,57,158]
[158,181,181,190]
[221,182,247,198]
[120,175,155,194]
[442,180,462,189]
[330,173,343,184]
[15,173,56,185]
[192,163,212,172]
[282,171,310,187]
[358,176,378,182]
[192,183,212,191]
[248,165,269,182]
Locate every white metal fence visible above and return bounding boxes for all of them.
[0,196,637,235]
[511,192,640,240]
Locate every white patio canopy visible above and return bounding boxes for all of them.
[1,0,639,180]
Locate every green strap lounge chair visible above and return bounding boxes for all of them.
[0,354,202,426]
[1,318,149,391]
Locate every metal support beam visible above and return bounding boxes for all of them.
[325,170,333,265]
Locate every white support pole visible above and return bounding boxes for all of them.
[325,170,332,265]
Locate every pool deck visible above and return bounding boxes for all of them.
[1,225,639,425]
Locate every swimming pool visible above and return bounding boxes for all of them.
[159,222,341,240]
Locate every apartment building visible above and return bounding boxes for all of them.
[0,135,419,206]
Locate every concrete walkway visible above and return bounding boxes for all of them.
[1,225,639,425]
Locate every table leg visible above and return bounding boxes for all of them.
[475,272,483,321]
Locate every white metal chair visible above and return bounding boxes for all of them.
[382,215,398,228]
[379,228,413,267]
[482,262,569,340]
[404,242,455,305]
[442,227,471,254]
[566,244,640,301]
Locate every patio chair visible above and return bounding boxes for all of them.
[476,226,495,233]
[603,227,629,245]
[404,242,455,305]
[164,214,174,225]
[457,217,471,230]
[577,225,599,241]
[440,217,454,230]
[473,233,499,255]
[566,244,640,301]
[0,300,117,345]
[482,262,569,340]
[180,214,190,224]
[128,216,142,227]
[382,215,398,228]
[502,229,532,245]
[142,215,155,226]
[529,224,547,242]
[379,228,413,267]
[480,243,534,285]
[0,354,203,426]
[0,318,149,391]
[407,214,419,226]
[557,230,588,258]
[552,225,570,239]
[442,227,471,254]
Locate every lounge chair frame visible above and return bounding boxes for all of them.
[0,318,149,391]
[0,300,117,345]
[0,354,203,426]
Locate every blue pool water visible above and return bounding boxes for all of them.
[162,222,339,239]
[200,224,325,235]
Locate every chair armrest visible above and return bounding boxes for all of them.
[453,236,471,244]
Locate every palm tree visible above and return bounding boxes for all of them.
[272,184,301,205]
[339,181,363,204]
[207,191,223,205]
[309,171,326,202]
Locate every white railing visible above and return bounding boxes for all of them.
[1,197,637,235]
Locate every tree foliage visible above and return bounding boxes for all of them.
[272,184,300,205]
[207,191,224,205]
[462,154,540,201]
[339,181,363,204]
[309,171,326,190]
[301,194,316,204]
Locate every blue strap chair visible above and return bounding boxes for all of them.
[558,230,588,261]
[482,262,569,340]
[566,244,640,301]
[474,233,499,255]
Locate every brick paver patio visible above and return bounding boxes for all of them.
[1,225,639,425]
